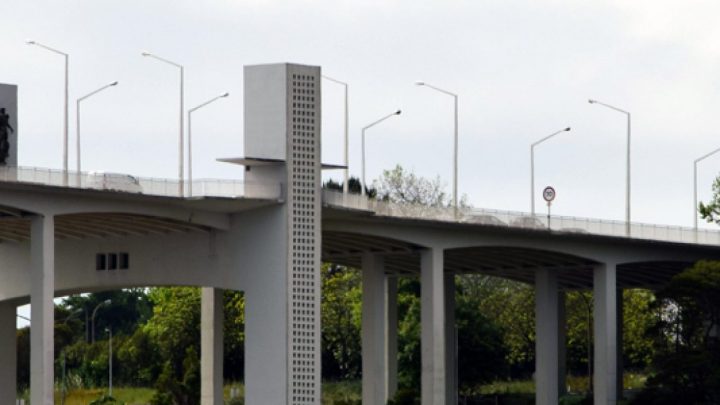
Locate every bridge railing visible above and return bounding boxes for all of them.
[0,166,282,200]
[322,189,720,245]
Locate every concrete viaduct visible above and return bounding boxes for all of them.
[1,63,719,405]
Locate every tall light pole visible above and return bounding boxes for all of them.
[322,75,349,194]
[361,110,402,197]
[142,51,185,196]
[188,92,229,197]
[530,127,571,216]
[26,39,69,183]
[693,146,720,231]
[91,299,111,343]
[589,99,631,236]
[416,81,459,215]
[60,309,83,405]
[76,81,118,176]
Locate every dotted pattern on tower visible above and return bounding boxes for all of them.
[287,69,321,405]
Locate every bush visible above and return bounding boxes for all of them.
[387,388,420,405]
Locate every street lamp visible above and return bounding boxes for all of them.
[187,92,229,196]
[361,110,402,196]
[26,39,69,183]
[416,81,459,215]
[91,299,111,343]
[142,51,185,196]
[76,81,119,177]
[693,146,720,231]
[530,127,571,215]
[322,75,350,194]
[589,99,631,236]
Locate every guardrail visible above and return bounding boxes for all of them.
[0,166,282,200]
[322,189,720,245]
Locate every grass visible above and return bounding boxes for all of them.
[55,387,155,405]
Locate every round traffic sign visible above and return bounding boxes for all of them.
[543,186,556,202]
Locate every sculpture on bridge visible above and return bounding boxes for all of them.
[0,108,13,165]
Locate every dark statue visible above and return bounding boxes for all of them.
[0,108,12,166]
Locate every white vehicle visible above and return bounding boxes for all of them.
[86,171,143,193]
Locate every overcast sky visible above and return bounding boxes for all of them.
[8,0,720,325]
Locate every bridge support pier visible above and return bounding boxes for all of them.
[421,247,446,405]
[558,291,567,397]
[445,273,457,405]
[362,254,398,404]
[30,215,54,405]
[0,301,16,404]
[535,268,561,405]
[594,263,618,405]
[201,287,224,405]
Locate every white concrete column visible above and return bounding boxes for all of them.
[558,291,567,397]
[445,274,457,405]
[362,254,393,405]
[30,215,54,405]
[387,275,399,400]
[593,263,618,405]
[421,247,446,405]
[0,302,17,404]
[535,268,559,405]
[616,288,624,401]
[201,287,224,405]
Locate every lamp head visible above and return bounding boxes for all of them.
[141,51,151,57]
[588,99,597,104]
[415,81,425,86]
[395,109,402,115]
[110,81,119,86]
[564,127,571,131]
[25,39,36,45]
[221,92,230,98]
[103,299,112,305]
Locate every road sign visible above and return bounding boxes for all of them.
[543,186,556,202]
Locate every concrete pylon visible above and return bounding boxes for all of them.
[445,273,457,405]
[30,215,54,405]
[535,268,560,405]
[0,301,16,404]
[421,247,446,405]
[593,263,618,405]
[201,287,224,405]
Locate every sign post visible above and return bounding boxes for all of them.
[543,186,556,230]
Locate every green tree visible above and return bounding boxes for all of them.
[321,264,362,380]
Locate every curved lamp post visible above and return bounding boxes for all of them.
[361,110,402,196]
[26,39,69,183]
[589,99,631,236]
[142,51,185,196]
[322,75,350,194]
[187,92,229,196]
[530,127,571,215]
[91,299,111,343]
[416,81,459,215]
[76,81,118,176]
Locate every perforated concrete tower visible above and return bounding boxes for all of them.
[0,84,18,167]
[243,63,322,405]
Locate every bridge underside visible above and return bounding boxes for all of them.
[323,231,692,290]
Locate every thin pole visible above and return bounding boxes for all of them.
[76,99,81,183]
[344,84,349,194]
[530,127,571,216]
[693,146,720,231]
[626,114,631,236]
[453,94,458,216]
[109,328,113,397]
[360,110,401,197]
[179,66,184,197]
[64,54,69,185]
[188,111,192,197]
[361,128,366,197]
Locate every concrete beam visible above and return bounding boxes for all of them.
[445,274,457,405]
[421,247,446,405]
[558,291,567,397]
[30,215,54,405]
[594,263,618,405]
[388,276,398,400]
[0,302,16,404]
[535,268,559,405]
[201,287,224,405]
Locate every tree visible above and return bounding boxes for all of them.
[321,264,362,380]
[632,261,720,404]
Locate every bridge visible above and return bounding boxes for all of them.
[1,63,718,405]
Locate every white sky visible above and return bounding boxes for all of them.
[8,0,720,325]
